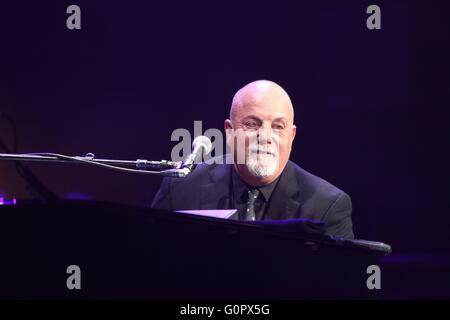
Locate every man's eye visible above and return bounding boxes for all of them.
[273,124,285,130]
[245,122,258,128]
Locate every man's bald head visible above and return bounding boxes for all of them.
[225,80,297,186]
[230,80,294,124]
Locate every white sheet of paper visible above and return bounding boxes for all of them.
[176,209,237,219]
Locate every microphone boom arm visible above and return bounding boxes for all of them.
[0,152,185,176]
[0,136,212,178]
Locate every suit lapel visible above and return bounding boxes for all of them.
[198,158,302,220]
[200,163,231,210]
[264,162,301,220]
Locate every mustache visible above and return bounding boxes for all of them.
[249,145,278,156]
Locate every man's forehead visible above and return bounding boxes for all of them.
[232,100,293,122]
[230,80,294,121]
[238,106,291,121]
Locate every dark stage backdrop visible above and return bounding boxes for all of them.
[1,0,450,255]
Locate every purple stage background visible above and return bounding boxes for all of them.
[2,0,450,256]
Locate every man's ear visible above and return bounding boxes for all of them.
[224,119,233,152]
[291,124,297,140]
[224,119,232,131]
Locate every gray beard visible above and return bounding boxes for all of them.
[246,153,279,178]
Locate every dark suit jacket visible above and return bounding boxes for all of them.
[151,158,354,239]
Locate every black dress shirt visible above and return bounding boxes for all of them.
[230,166,281,220]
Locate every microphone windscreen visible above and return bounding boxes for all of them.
[192,136,212,154]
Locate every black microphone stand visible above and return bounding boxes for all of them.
[0,152,190,177]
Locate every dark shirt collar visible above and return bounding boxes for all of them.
[231,166,281,203]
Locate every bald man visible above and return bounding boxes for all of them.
[152,80,354,239]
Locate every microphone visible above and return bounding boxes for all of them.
[181,135,212,171]
[158,136,212,178]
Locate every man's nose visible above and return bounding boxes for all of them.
[257,125,273,144]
